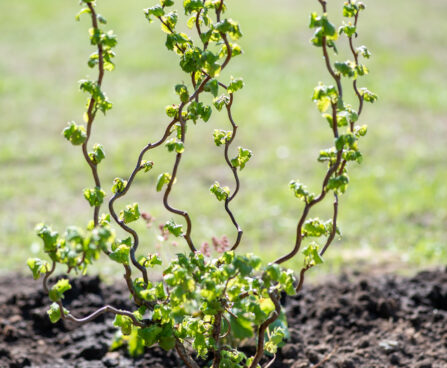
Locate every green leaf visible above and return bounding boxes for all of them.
[128,328,145,357]
[219,42,243,58]
[357,45,371,59]
[228,77,244,94]
[139,254,163,268]
[166,32,192,51]
[309,13,338,46]
[152,304,172,324]
[166,104,179,118]
[337,106,358,127]
[113,314,133,336]
[289,181,314,202]
[215,18,242,40]
[119,203,140,224]
[356,64,369,76]
[343,150,363,163]
[63,122,87,145]
[279,269,296,296]
[158,326,176,351]
[312,83,338,112]
[175,84,189,103]
[156,173,172,192]
[35,223,59,252]
[65,226,83,244]
[100,31,118,50]
[265,263,281,282]
[231,147,252,170]
[144,5,165,22]
[334,60,356,78]
[302,242,324,267]
[79,80,113,113]
[317,148,337,164]
[335,133,357,151]
[302,218,328,238]
[47,302,68,323]
[75,7,91,21]
[327,175,349,193]
[213,95,230,111]
[210,181,230,201]
[355,124,368,137]
[161,0,174,6]
[165,138,185,153]
[180,47,203,73]
[140,160,154,173]
[187,101,212,123]
[359,88,378,103]
[213,129,232,146]
[112,177,127,194]
[27,258,50,280]
[109,244,130,264]
[164,219,183,237]
[265,327,285,354]
[160,11,178,33]
[339,22,356,37]
[88,144,106,164]
[97,14,107,24]
[204,79,219,97]
[138,325,162,347]
[184,0,204,14]
[343,1,364,18]
[83,187,106,207]
[230,315,253,339]
[49,279,71,302]
[321,15,336,37]
[202,50,221,76]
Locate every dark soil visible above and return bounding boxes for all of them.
[1,268,446,368]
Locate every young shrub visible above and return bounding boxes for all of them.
[28,0,375,367]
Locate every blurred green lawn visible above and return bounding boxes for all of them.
[1,0,446,277]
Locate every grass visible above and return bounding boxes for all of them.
[0,0,446,278]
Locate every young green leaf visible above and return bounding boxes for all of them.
[228,77,244,94]
[88,144,106,164]
[35,224,59,252]
[47,302,68,323]
[49,279,72,302]
[27,258,50,280]
[231,147,253,170]
[119,203,140,224]
[164,219,183,237]
[63,122,87,145]
[156,173,172,192]
[83,187,106,207]
[112,178,128,194]
[213,129,232,146]
[210,182,230,201]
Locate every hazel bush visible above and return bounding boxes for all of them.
[28,0,376,367]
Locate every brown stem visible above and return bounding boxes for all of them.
[82,3,105,227]
[109,120,177,284]
[59,301,145,327]
[175,339,200,368]
[320,193,339,256]
[275,150,342,265]
[296,265,312,293]
[211,311,224,368]
[249,291,281,368]
[263,354,277,368]
[276,0,347,265]
[42,261,56,294]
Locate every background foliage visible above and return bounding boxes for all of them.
[1,0,446,275]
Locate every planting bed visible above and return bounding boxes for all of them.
[0,268,446,368]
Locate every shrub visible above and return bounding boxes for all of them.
[28,0,376,367]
